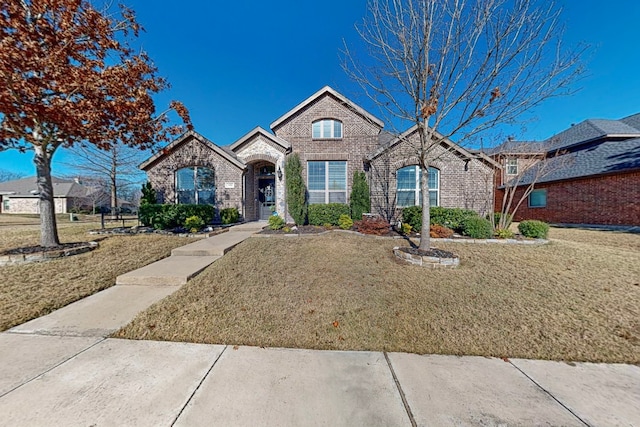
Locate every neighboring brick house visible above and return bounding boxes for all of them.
[490,114,640,226]
[140,86,497,222]
[0,176,92,214]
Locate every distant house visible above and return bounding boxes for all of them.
[489,114,640,226]
[0,176,92,214]
[140,86,497,222]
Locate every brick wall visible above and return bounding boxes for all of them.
[369,130,495,220]
[273,93,382,202]
[145,135,244,213]
[495,170,640,225]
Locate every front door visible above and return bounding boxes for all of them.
[258,178,276,220]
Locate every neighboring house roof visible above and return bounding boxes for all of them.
[366,124,500,168]
[484,140,544,156]
[517,137,640,185]
[544,118,640,152]
[139,130,245,171]
[269,86,385,131]
[0,176,88,198]
[229,126,291,152]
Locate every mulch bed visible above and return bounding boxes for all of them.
[396,246,458,259]
[0,242,91,256]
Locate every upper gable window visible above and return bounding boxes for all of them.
[312,119,343,139]
[506,157,518,175]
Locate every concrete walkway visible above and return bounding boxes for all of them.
[1,221,639,426]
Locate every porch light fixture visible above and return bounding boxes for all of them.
[277,166,283,181]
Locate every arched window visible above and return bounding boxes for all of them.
[396,165,439,207]
[312,119,343,139]
[176,166,215,205]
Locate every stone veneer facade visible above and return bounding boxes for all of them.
[141,86,497,223]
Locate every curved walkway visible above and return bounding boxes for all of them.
[0,222,638,426]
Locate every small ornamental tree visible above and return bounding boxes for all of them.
[0,1,191,247]
[350,170,370,221]
[285,153,307,225]
[140,182,157,206]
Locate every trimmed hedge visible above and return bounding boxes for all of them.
[461,216,494,239]
[401,206,422,232]
[402,206,479,233]
[518,220,550,238]
[308,203,350,226]
[220,207,239,224]
[139,204,215,230]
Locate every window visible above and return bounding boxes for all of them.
[312,119,343,139]
[528,189,547,208]
[308,161,347,204]
[506,157,518,175]
[176,166,215,205]
[396,165,439,207]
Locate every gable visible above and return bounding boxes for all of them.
[270,86,383,136]
[367,125,499,168]
[140,131,245,171]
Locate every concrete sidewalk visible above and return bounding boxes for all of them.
[0,337,638,426]
[1,220,639,426]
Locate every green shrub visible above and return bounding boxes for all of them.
[184,215,204,232]
[518,220,549,238]
[461,216,493,239]
[138,204,215,230]
[285,153,307,225]
[431,207,479,232]
[338,214,353,230]
[268,214,285,230]
[402,206,479,233]
[308,203,350,226]
[220,207,239,224]
[350,171,370,221]
[140,182,157,205]
[494,228,515,239]
[402,206,422,232]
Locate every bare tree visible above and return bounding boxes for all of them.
[344,0,585,251]
[493,141,572,230]
[63,142,147,216]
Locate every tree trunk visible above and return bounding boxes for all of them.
[34,146,61,247]
[418,164,431,251]
[110,154,118,219]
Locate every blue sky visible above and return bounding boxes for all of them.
[1,0,639,177]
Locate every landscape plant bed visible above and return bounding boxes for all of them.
[116,228,640,364]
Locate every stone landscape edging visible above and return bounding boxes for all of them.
[0,241,99,266]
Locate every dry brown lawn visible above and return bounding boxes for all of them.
[0,215,186,331]
[115,227,640,363]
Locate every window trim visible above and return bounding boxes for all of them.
[396,165,440,208]
[312,119,343,139]
[175,166,216,205]
[506,157,518,175]
[528,188,547,208]
[307,160,347,204]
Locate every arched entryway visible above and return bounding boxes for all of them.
[245,160,280,221]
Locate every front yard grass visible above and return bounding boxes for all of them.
[0,218,186,331]
[114,227,640,364]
